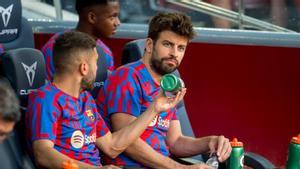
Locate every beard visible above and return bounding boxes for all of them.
[150,52,179,75]
[81,71,96,91]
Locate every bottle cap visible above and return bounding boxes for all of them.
[230,138,243,147]
[160,74,178,92]
[291,134,300,144]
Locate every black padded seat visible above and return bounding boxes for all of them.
[1,48,46,108]
[0,48,46,169]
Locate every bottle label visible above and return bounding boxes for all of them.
[178,77,185,88]
[240,155,244,167]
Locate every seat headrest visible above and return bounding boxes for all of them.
[0,48,46,108]
[0,0,21,43]
[121,39,146,65]
[0,0,34,50]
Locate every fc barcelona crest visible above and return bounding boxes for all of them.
[85,109,95,122]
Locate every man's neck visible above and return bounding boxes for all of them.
[52,74,82,98]
[76,22,98,40]
[141,55,162,85]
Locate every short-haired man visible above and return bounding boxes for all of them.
[0,83,20,143]
[97,12,232,168]
[42,0,120,81]
[26,31,185,169]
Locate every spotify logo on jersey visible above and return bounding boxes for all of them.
[71,130,84,149]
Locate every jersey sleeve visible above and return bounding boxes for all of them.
[104,68,142,117]
[172,108,179,120]
[41,33,63,81]
[105,52,115,71]
[27,90,60,142]
[96,112,110,137]
[96,39,115,71]
[0,44,4,54]
[41,39,55,81]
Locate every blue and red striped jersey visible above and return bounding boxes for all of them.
[96,39,115,71]
[26,83,109,166]
[97,60,178,167]
[0,44,4,54]
[41,32,115,81]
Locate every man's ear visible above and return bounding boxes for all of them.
[87,11,97,24]
[145,38,153,54]
[79,61,89,76]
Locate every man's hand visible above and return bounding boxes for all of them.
[208,135,232,162]
[153,88,187,113]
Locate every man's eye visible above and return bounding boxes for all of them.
[111,15,118,20]
[163,42,171,47]
[178,46,186,52]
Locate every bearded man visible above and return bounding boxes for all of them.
[97,12,232,169]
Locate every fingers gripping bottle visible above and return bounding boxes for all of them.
[286,134,300,169]
[227,138,244,169]
[160,74,185,94]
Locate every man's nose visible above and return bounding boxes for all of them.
[169,47,179,58]
[115,17,121,26]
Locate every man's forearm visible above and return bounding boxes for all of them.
[170,136,214,157]
[108,105,158,156]
[34,144,96,169]
[124,138,185,169]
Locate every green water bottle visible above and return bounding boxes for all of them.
[286,134,300,169]
[160,74,184,94]
[227,138,244,169]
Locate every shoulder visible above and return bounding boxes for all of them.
[115,61,145,77]
[108,61,148,87]
[80,91,95,102]
[96,39,112,55]
[96,39,111,50]
[41,32,63,52]
[29,84,60,104]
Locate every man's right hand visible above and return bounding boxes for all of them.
[153,88,187,113]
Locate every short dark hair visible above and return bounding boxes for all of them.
[148,12,196,42]
[53,31,96,75]
[75,0,118,14]
[0,83,20,122]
